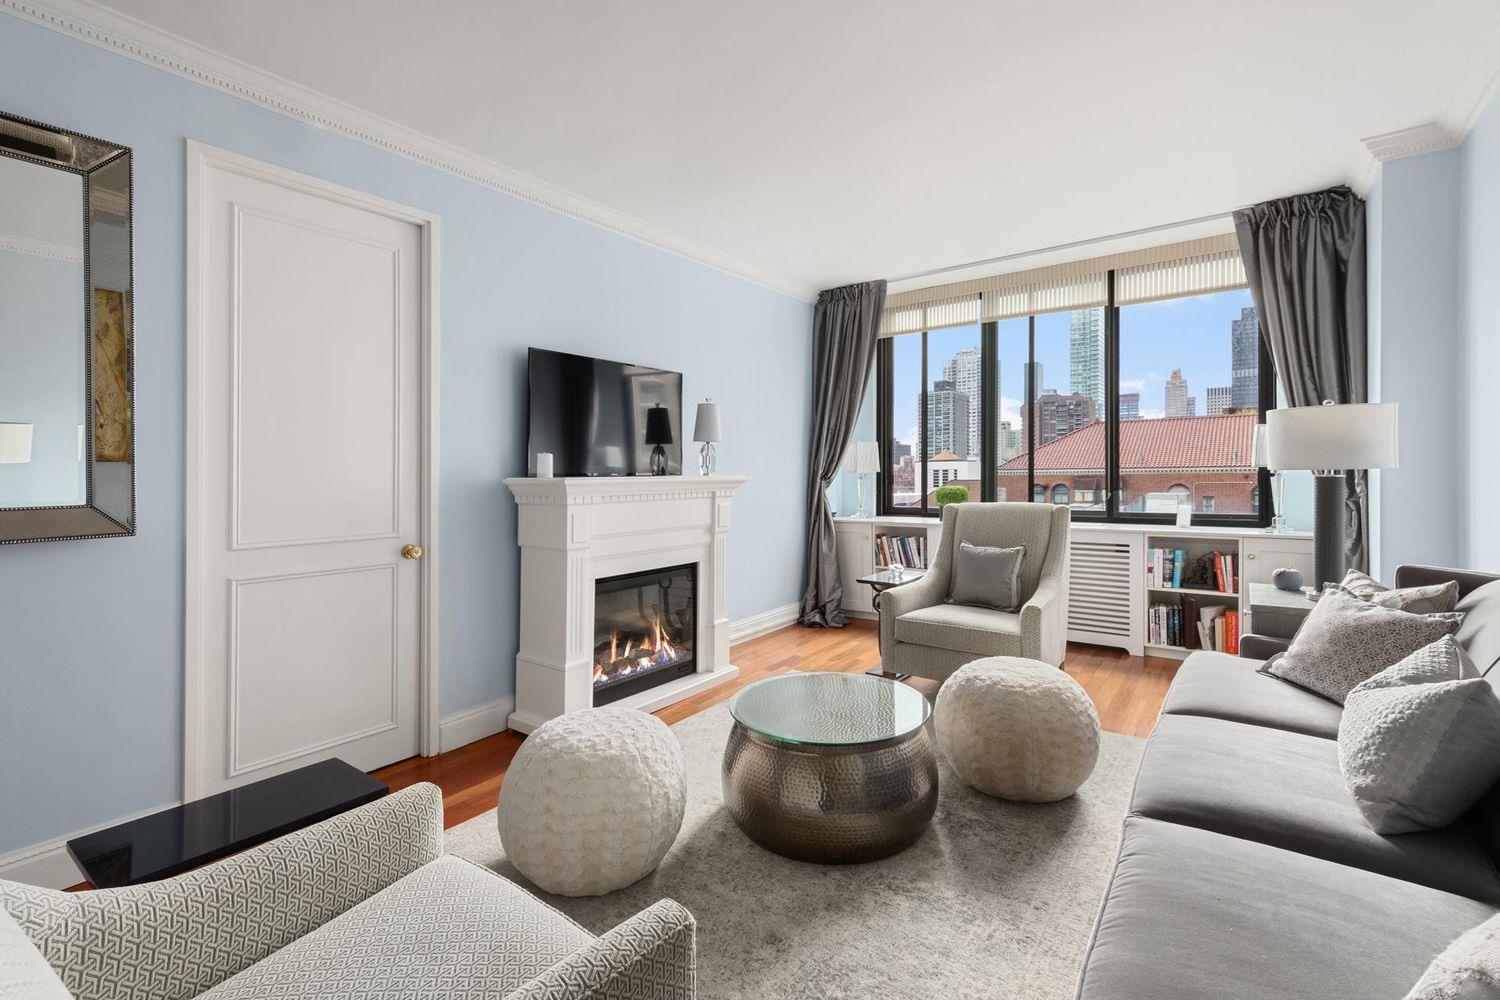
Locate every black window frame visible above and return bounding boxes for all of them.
[876,272,1275,528]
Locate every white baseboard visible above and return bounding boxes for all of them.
[728,601,801,645]
[437,696,516,754]
[0,799,180,889]
[4,606,799,890]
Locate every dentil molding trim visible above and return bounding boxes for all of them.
[0,0,819,302]
[1350,9,1500,193]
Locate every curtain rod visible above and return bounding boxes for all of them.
[885,209,1238,286]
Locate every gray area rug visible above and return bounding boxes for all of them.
[446,703,1144,1000]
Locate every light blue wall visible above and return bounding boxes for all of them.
[1365,150,1462,580]
[1460,89,1500,570]
[0,13,812,855]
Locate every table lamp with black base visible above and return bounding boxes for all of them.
[1264,400,1398,598]
[645,403,674,476]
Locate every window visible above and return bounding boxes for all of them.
[878,249,1272,526]
[1117,287,1262,517]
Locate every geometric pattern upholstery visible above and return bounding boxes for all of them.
[0,906,72,1000]
[506,899,697,1000]
[880,501,1071,679]
[893,603,1023,656]
[0,783,444,1000]
[198,855,597,998]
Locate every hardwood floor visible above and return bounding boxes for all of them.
[374,621,1179,829]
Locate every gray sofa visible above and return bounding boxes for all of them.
[0,783,696,1000]
[880,501,1070,678]
[1074,564,1500,999]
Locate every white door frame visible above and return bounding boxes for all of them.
[184,140,442,799]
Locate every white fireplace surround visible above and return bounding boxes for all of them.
[503,475,746,732]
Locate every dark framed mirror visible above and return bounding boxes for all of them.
[0,110,134,544]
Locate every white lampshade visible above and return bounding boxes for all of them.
[692,400,721,443]
[1250,424,1273,471]
[0,422,33,464]
[1264,402,1398,472]
[851,440,881,475]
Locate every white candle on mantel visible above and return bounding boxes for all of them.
[535,452,554,478]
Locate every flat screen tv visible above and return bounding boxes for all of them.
[526,347,683,477]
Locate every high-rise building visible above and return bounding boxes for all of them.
[1025,361,1044,398]
[997,420,1022,461]
[1069,308,1106,415]
[1231,306,1259,410]
[1024,390,1096,447]
[941,347,995,460]
[1119,392,1141,420]
[923,379,970,459]
[1164,369,1191,417]
[1205,386,1232,415]
[1187,396,1197,416]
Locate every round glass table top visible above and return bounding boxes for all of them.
[727,672,932,747]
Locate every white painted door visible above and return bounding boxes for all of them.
[189,151,427,797]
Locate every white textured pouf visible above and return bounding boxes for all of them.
[498,707,687,896]
[935,656,1101,802]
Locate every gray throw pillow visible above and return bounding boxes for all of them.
[1338,636,1500,834]
[1259,586,1465,703]
[1340,568,1461,614]
[1404,912,1500,1000]
[949,541,1024,612]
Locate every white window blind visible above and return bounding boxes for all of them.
[880,233,1246,337]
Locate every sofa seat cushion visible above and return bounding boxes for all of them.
[1076,817,1496,1000]
[1161,650,1343,738]
[1130,715,1500,902]
[894,603,1021,656]
[198,855,594,999]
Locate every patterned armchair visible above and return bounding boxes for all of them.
[0,783,696,1000]
[879,502,1070,680]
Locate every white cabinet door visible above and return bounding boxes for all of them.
[1242,537,1315,587]
[837,524,875,615]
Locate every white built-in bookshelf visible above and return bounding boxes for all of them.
[1143,531,1243,658]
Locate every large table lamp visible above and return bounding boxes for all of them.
[1264,401,1398,592]
[848,440,880,519]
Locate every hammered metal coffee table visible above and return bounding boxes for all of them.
[721,672,937,864]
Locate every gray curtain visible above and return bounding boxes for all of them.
[1233,185,1369,572]
[799,280,887,627]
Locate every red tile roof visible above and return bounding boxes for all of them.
[998,413,1258,473]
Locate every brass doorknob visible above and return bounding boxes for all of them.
[401,544,424,560]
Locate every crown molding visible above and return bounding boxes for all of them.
[0,0,819,302]
[1439,5,1500,140]
[1350,10,1500,194]
[0,230,81,262]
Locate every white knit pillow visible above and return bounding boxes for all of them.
[1406,912,1500,999]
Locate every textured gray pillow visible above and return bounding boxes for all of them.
[1339,636,1500,834]
[1405,911,1500,1000]
[1259,586,1465,703]
[1340,568,1461,614]
[949,541,1024,612]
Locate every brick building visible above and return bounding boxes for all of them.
[994,412,1260,513]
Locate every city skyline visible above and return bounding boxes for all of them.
[890,290,1259,459]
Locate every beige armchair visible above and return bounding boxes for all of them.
[879,501,1070,681]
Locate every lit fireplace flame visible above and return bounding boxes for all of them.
[593,612,687,688]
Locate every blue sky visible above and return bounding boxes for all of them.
[892,287,1257,450]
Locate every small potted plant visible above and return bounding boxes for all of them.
[933,484,970,508]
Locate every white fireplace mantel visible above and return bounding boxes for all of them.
[502,475,747,732]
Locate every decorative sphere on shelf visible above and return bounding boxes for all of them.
[1272,567,1304,592]
[498,707,686,896]
[935,657,1100,802]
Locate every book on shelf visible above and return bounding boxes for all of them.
[1147,547,1238,593]
[874,532,927,570]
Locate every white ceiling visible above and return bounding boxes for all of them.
[48,0,1500,296]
